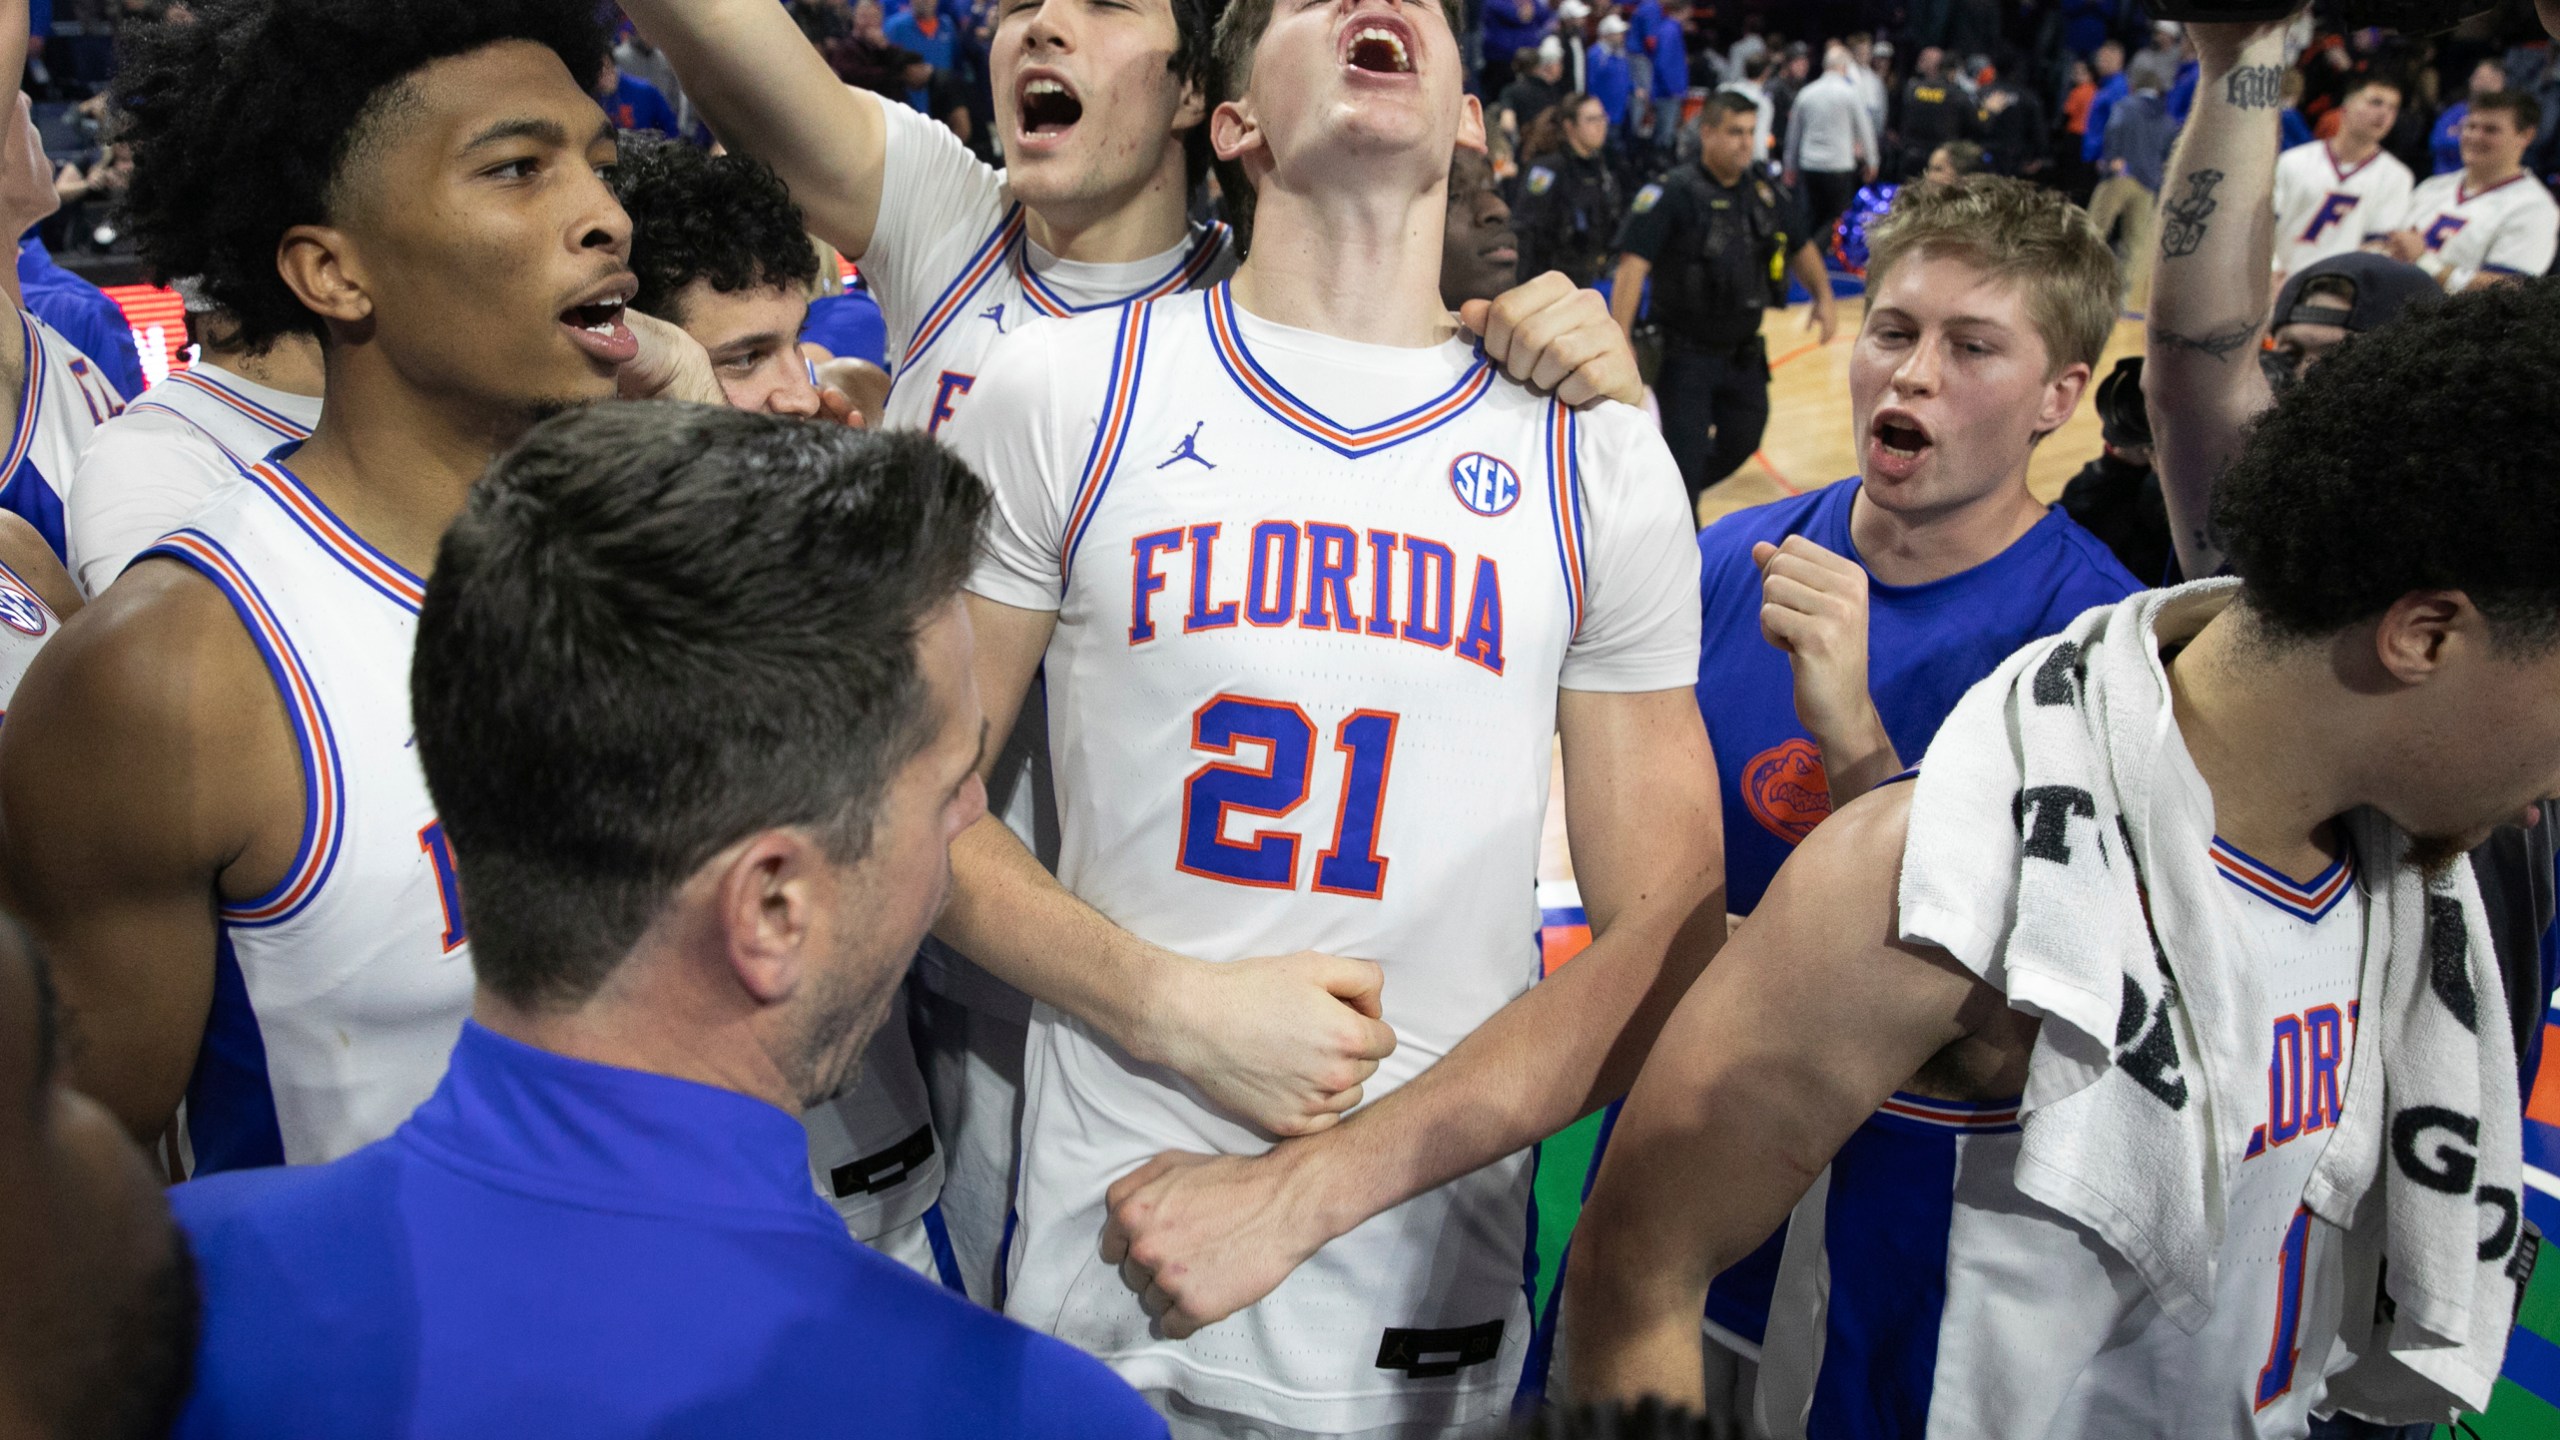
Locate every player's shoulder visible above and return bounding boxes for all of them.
[2037,504,2147,602]
[9,545,271,775]
[964,302,1159,413]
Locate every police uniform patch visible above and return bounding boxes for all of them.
[1526,166,1555,196]
[1632,182,1662,214]
[1756,181,1776,208]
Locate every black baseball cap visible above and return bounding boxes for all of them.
[2270,252,2440,336]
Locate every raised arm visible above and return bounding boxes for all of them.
[1099,684,1728,1336]
[2145,15,2296,580]
[932,594,1398,1136]
[1562,782,2010,1404]
[619,0,890,257]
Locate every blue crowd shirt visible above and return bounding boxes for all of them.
[173,1021,1167,1440]
[602,71,681,136]
[16,235,145,402]
[1690,478,2140,1349]
[2433,100,2469,175]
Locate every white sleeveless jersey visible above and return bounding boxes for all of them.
[0,308,128,561]
[1758,767,2367,1440]
[2400,169,2559,292]
[798,94,1236,1250]
[70,363,319,597]
[140,458,473,1174]
[0,554,62,713]
[948,285,1698,1432]
[2271,141,2414,278]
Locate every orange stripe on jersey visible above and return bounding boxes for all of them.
[1203,285,1492,459]
[1059,302,1153,582]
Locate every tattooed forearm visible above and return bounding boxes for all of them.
[2224,65,2284,110]
[2159,169,2224,258]
[2153,319,2259,361]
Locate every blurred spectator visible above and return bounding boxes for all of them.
[2434,57,2505,174]
[2091,49,2177,305]
[1552,0,1588,92]
[613,21,693,139]
[2270,75,2411,290]
[882,0,957,80]
[2059,56,2097,189]
[826,0,918,97]
[1973,56,2048,179]
[1589,14,1633,140]
[1719,48,1774,162]
[1515,92,1622,285]
[597,53,681,136]
[1923,137,1985,182]
[1498,40,1568,142]
[1896,45,1972,178]
[2380,90,2556,292]
[14,230,140,399]
[1783,45,1878,246]
[1845,32,1887,138]
[1480,0,1554,93]
[1639,0,1689,158]
[1725,13,1765,80]
[2079,38,2127,166]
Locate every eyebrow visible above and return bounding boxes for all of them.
[460,115,614,157]
[710,331,794,360]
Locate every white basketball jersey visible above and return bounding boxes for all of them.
[71,363,320,596]
[0,554,61,713]
[0,309,127,562]
[141,458,472,1174]
[2400,169,2559,292]
[949,285,1698,1432]
[1758,769,2368,1439]
[2271,141,2414,278]
[798,94,1236,1253]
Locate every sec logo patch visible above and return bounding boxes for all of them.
[1448,452,1521,517]
[0,573,48,638]
[1741,737,1831,844]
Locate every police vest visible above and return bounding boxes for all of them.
[1652,168,1791,346]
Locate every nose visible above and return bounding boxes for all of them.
[770,366,824,419]
[578,165,633,263]
[1890,336,1941,398]
[1018,0,1070,52]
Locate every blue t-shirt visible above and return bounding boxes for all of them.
[1690,478,2140,1348]
[17,234,145,402]
[172,1022,1166,1440]
[884,7,959,74]
[802,288,889,367]
[603,71,681,136]
[1587,45,1632,126]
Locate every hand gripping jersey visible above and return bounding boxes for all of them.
[801,95,1237,1264]
[2270,140,2415,278]
[2399,169,2560,292]
[139,459,473,1174]
[70,363,320,597]
[1756,760,2368,1440]
[949,285,1698,1433]
[0,309,128,560]
[0,554,61,712]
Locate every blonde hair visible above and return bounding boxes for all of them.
[1864,174,2119,375]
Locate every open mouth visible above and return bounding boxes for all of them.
[1867,410,1934,477]
[1342,19,1416,74]
[1019,75,1084,136]
[558,275,638,366]
[1873,416,1929,457]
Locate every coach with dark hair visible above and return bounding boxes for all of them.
[164,405,1164,1439]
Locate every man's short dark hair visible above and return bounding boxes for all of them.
[112,0,611,353]
[1699,89,1759,128]
[2345,72,2404,102]
[610,134,820,324]
[2217,276,2560,651]
[2471,88,2542,137]
[413,406,990,1010]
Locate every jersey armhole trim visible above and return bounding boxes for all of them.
[137,530,344,927]
[894,204,1028,383]
[3,311,44,484]
[1544,400,1589,638]
[1059,302,1152,585]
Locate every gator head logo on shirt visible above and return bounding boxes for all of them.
[1742,737,1832,843]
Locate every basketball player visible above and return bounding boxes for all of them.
[1566,274,2560,1435]
[67,301,324,597]
[0,0,717,1170]
[2374,91,2557,293]
[2269,75,2412,290]
[939,0,1720,1429]
[625,0,1646,1303]
[1687,175,2139,1416]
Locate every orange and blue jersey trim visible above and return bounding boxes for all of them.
[2,311,45,485]
[140,530,344,928]
[1542,401,1587,638]
[1873,1091,2023,1134]
[1017,220,1231,319]
[2211,836,2354,923]
[1059,301,1153,583]
[244,461,425,614]
[130,369,314,455]
[894,205,1028,381]
[1203,284,1493,459]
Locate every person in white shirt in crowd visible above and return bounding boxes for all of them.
[2270,73,2414,291]
[2376,89,2558,293]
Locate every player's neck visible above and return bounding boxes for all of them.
[1228,177,1455,347]
[284,357,531,578]
[1019,145,1195,265]
[472,978,801,1118]
[2463,158,2522,192]
[2166,609,2361,877]
[2330,132,2381,167]
[1846,467,2043,587]
[207,333,325,399]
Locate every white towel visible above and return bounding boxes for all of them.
[1896,579,2524,1420]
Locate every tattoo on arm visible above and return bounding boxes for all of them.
[2153,317,2259,362]
[2159,168,2224,258]
[2224,65,2284,110]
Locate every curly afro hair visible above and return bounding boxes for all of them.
[112,0,611,353]
[609,134,820,324]
[2216,275,2560,651]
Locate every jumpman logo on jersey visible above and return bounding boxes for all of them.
[1156,422,1215,470]
[979,302,1009,332]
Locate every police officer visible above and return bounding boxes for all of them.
[1514,92,1624,286]
[1609,90,1838,513]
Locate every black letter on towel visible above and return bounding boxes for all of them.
[2014,786,2097,864]
[2391,1106,2480,1195]
[2425,893,2478,1034]
[2032,641,2086,707]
